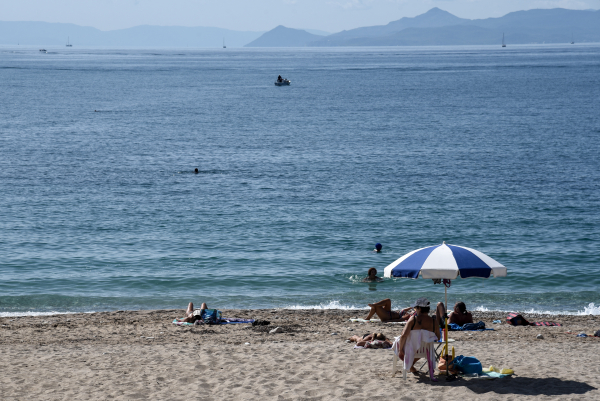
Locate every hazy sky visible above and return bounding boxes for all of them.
[1,0,598,32]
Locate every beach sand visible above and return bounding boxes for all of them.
[1,309,599,400]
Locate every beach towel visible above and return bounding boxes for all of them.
[172,318,254,326]
[348,318,406,325]
[349,318,380,323]
[529,322,562,327]
[448,321,493,331]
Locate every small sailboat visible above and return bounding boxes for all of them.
[223,38,226,49]
[66,37,72,47]
[502,33,506,47]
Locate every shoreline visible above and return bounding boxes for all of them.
[2,307,599,319]
[2,308,599,400]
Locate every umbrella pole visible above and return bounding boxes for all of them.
[445,285,449,378]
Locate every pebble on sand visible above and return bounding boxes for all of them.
[537,334,544,339]
[269,327,283,334]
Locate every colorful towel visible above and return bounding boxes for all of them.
[448,321,494,331]
[172,318,254,326]
[530,322,562,326]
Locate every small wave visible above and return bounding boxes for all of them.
[283,300,367,310]
[0,311,95,317]
[473,303,600,316]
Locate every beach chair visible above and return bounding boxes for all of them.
[392,339,436,379]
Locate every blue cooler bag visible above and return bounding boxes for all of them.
[451,355,483,375]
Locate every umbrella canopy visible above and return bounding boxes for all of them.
[383,242,507,280]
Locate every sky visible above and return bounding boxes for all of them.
[1,0,598,33]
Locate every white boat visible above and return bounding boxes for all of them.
[502,33,506,47]
[66,37,72,47]
[274,78,291,86]
[39,49,47,53]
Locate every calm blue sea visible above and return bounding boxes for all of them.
[1,44,599,317]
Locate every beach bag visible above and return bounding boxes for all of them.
[506,312,530,326]
[437,355,458,375]
[200,309,222,325]
[452,355,483,375]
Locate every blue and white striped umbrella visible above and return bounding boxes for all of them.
[383,242,507,280]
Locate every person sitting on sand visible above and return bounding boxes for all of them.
[362,267,383,282]
[348,332,392,348]
[397,298,439,380]
[364,298,413,322]
[181,302,208,323]
[448,302,473,326]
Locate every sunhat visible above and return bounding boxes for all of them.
[411,297,430,308]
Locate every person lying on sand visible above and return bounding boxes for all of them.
[398,298,439,381]
[181,302,208,323]
[348,332,393,348]
[364,298,413,322]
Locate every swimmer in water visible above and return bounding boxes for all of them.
[194,168,199,174]
[374,243,382,253]
[362,267,383,282]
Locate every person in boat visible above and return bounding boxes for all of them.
[397,298,439,380]
[277,75,283,82]
[181,302,209,323]
[362,267,383,282]
[364,298,413,322]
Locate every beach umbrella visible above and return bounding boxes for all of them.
[383,241,507,379]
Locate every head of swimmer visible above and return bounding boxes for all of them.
[367,267,378,279]
[374,243,382,252]
[194,168,199,174]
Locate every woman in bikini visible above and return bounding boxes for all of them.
[181,302,208,323]
[364,299,413,322]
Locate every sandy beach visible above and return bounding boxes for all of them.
[1,309,599,400]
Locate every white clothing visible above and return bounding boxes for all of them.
[393,329,438,370]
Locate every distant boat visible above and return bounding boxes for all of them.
[275,76,291,86]
[571,33,574,45]
[66,37,72,47]
[502,33,506,47]
[39,49,47,53]
[223,38,226,49]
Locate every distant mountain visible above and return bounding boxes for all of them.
[305,29,331,36]
[244,25,322,47]
[312,7,467,46]
[0,21,263,47]
[310,8,600,46]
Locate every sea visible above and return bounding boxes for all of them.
[1,44,599,317]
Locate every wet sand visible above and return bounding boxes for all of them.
[1,309,599,400]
